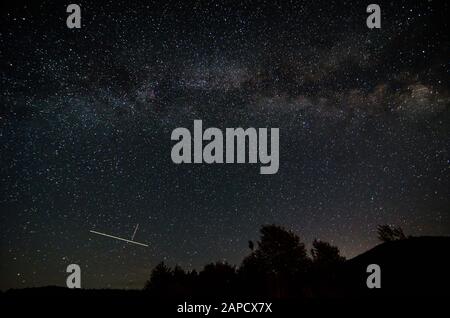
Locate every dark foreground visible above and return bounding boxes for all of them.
[2,237,449,314]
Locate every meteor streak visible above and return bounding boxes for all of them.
[89,229,148,247]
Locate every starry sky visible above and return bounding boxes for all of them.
[1,0,449,290]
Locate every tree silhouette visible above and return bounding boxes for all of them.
[240,224,310,297]
[311,239,346,266]
[144,262,173,296]
[144,262,199,297]
[377,224,407,242]
[310,239,346,297]
[256,225,310,274]
[198,262,237,297]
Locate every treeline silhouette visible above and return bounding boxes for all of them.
[143,224,450,300]
[144,224,348,298]
[3,224,449,307]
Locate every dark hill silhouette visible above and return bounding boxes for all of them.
[341,236,450,300]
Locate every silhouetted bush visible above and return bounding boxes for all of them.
[377,225,407,242]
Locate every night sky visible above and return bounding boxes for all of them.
[1,0,449,290]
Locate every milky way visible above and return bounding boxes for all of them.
[1,1,449,290]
